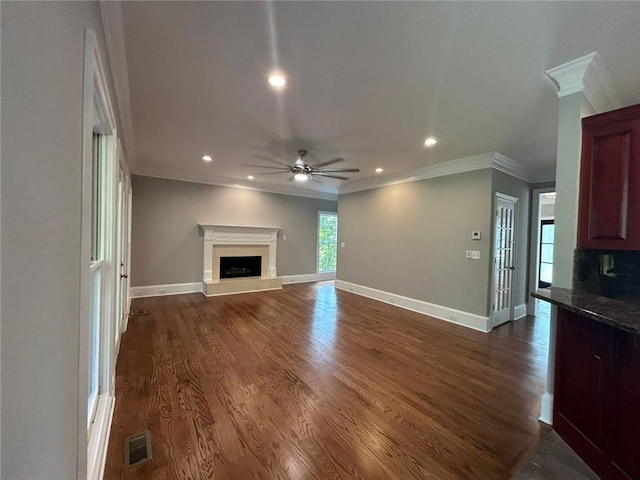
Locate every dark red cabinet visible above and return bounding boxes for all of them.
[611,333,640,479]
[554,307,640,479]
[578,103,640,250]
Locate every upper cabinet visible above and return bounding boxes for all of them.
[578,103,640,250]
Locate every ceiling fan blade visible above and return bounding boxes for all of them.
[313,173,350,180]
[243,163,291,170]
[259,170,291,175]
[316,168,360,173]
[310,157,345,168]
[254,155,292,167]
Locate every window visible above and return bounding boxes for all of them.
[83,27,126,479]
[539,220,554,288]
[318,212,338,273]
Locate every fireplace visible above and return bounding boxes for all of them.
[199,224,283,296]
[220,256,261,279]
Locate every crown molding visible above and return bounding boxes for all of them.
[100,1,136,165]
[131,164,339,201]
[339,152,535,195]
[134,152,535,201]
[545,52,621,113]
[492,153,535,183]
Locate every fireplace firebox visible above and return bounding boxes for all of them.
[220,256,262,279]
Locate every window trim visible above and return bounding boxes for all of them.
[317,211,338,274]
[81,27,118,480]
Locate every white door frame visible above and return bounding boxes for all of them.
[527,187,555,316]
[491,193,519,328]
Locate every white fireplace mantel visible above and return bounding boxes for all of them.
[198,224,283,284]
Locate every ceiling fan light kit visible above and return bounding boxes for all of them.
[248,149,359,183]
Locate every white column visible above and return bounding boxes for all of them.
[540,52,621,424]
[268,231,278,277]
[203,229,214,282]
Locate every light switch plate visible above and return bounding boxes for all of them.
[472,231,481,240]
[471,250,481,259]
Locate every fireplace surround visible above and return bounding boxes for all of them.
[199,224,283,296]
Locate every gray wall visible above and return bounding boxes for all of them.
[336,170,493,317]
[1,2,114,478]
[131,176,338,286]
[491,170,532,309]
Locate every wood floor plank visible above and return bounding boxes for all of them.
[104,281,550,479]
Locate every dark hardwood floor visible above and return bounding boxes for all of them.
[105,281,550,479]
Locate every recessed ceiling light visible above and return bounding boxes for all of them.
[424,137,437,147]
[268,72,286,89]
[294,173,308,182]
[375,167,384,173]
[202,155,213,162]
[247,175,255,180]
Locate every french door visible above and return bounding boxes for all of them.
[492,193,518,328]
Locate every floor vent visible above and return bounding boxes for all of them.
[125,431,152,467]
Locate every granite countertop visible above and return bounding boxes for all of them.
[532,287,640,334]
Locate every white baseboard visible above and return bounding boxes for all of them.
[281,272,336,284]
[334,280,491,332]
[539,392,554,425]
[87,394,115,480]
[514,303,527,320]
[129,282,203,298]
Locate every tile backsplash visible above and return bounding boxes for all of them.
[574,249,640,304]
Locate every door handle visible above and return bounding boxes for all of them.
[509,266,516,270]
[120,273,129,279]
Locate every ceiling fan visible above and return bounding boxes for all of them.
[246,149,359,182]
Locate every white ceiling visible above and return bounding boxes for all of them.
[122,1,640,196]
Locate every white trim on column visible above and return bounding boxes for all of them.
[546,51,621,113]
[130,282,203,298]
[281,273,336,284]
[335,280,491,332]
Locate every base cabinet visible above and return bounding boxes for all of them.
[554,308,640,479]
[611,333,640,478]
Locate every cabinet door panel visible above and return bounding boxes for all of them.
[578,104,640,250]
[555,309,613,450]
[588,129,631,241]
[611,332,640,479]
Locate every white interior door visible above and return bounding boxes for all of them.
[492,193,518,328]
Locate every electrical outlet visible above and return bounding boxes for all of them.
[283,234,287,240]
[340,242,346,248]
[471,251,481,260]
